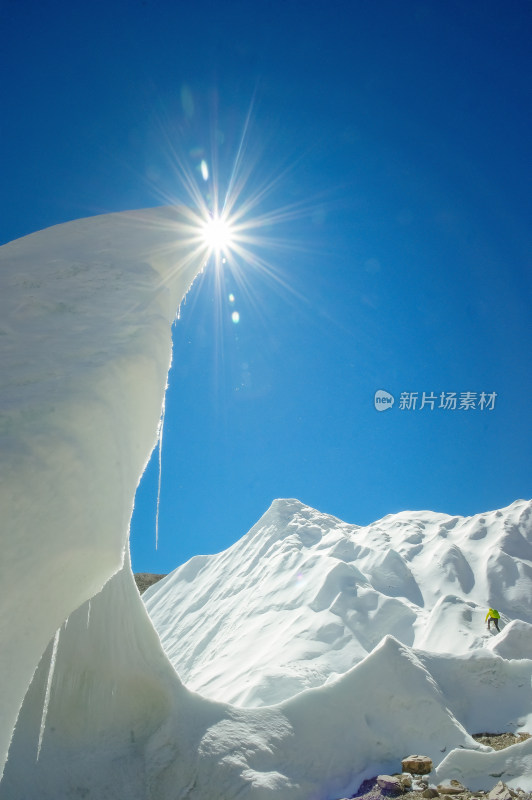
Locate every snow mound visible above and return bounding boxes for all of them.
[416,649,532,734]
[145,497,532,706]
[434,735,532,792]
[487,619,532,660]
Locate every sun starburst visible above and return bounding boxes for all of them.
[201,213,235,257]
[141,99,321,321]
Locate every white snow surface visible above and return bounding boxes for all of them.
[144,498,532,708]
[2,212,532,798]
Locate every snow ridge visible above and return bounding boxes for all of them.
[145,497,532,708]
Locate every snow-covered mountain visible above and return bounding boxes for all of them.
[144,497,532,706]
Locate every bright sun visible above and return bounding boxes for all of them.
[157,106,311,284]
[202,213,234,255]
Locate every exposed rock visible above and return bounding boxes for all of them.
[134,572,166,594]
[377,774,404,794]
[437,779,467,795]
[473,732,532,751]
[402,755,433,775]
[347,773,532,800]
[488,782,513,800]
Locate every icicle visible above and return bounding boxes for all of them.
[155,389,167,551]
[86,599,91,628]
[37,627,61,761]
[155,326,175,550]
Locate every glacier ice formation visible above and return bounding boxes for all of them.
[0,208,202,794]
[1,211,532,798]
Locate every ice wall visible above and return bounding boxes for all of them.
[0,208,203,777]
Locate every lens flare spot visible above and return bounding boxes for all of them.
[228,293,235,303]
[231,311,240,324]
[200,160,209,181]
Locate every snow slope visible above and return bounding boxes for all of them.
[2,213,532,798]
[144,497,532,707]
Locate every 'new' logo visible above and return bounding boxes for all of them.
[374,390,395,411]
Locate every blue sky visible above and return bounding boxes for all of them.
[1,1,530,573]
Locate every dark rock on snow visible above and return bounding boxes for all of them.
[402,756,433,775]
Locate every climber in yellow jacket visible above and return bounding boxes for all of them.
[486,607,500,632]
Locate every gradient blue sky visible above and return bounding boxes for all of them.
[2,1,530,573]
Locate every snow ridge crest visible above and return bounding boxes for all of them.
[145,497,532,708]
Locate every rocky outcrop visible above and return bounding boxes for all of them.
[345,774,532,800]
[436,780,467,795]
[134,572,166,594]
[402,756,433,775]
[488,781,513,800]
[377,775,404,794]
